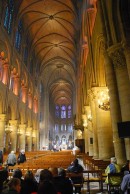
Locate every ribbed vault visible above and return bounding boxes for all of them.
[18,0,79,105]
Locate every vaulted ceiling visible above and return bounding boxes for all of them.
[18,0,80,106]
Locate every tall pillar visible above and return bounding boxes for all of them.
[82,113,88,154]
[2,61,9,85]
[87,120,93,156]
[109,46,130,161]
[123,42,130,81]
[104,49,126,164]
[96,87,114,159]
[88,89,99,158]
[85,106,94,156]
[26,127,32,151]
[9,120,18,153]
[32,129,37,151]
[19,124,26,151]
[0,114,6,152]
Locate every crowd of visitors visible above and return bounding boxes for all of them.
[0,149,130,194]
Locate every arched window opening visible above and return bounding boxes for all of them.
[68,105,72,118]
[15,20,22,52]
[55,105,60,118]
[61,105,66,118]
[4,0,14,34]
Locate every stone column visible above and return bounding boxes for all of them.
[9,120,18,153]
[104,49,126,164]
[2,61,9,85]
[26,127,32,151]
[0,114,6,152]
[85,105,94,156]
[123,42,130,81]
[87,120,93,156]
[19,124,26,151]
[96,87,114,159]
[88,89,99,158]
[82,113,88,154]
[36,129,39,150]
[109,47,130,160]
[32,130,37,151]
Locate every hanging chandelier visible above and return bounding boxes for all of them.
[98,90,110,111]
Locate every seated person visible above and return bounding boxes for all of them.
[105,157,121,185]
[21,170,38,194]
[1,178,21,194]
[34,169,43,183]
[67,158,84,173]
[38,169,57,194]
[0,164,8,193]
[121,160,129,175]
[58,167,73,194]
[67,159,83,193]
[121,160,130,194]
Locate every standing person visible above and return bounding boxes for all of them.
[17,150,26,164]
[7,151,16,166]
[105,157,121,185]
[121,160,130,194]
[0,150,3,164]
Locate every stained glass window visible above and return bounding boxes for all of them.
[68,105,72,118]
[15,21,22,51]
[55,105,60,118]
[61,105,66,118]
[4,0,14,34]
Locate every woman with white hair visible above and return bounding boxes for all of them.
[7,151,17,166]
[17,150,26,164]
[105,157,121,185]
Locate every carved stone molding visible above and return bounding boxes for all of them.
[109,48,126,69]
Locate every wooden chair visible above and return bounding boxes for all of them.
[83,170,103,193]
[67,172,84,194]
[107,173,123,194]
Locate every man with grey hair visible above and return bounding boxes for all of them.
[7,151,17,166]
[105,157,121,185]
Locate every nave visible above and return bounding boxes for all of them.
[1,150,124,194]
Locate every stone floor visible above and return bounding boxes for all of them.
[74,182,108,194]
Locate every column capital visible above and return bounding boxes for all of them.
[0,114,6,121]
[19,124,26,129]
[9,119,18,126]
[108,45,126,69]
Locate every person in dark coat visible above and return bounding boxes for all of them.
[12,169,24,194]
[17,150,26,164]
[58,167,73,194]
[67,158,84,194]
[21,170,38,194]
[1,178,21,194]
[67,158,84,173]
[0,164,8,193]
[38,169,57,194]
